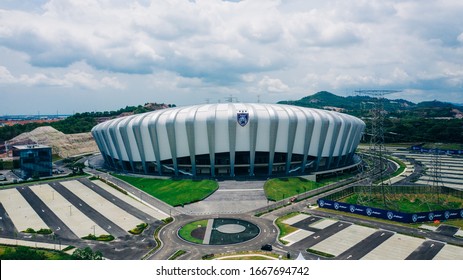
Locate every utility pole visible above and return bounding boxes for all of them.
[355,89,401,210]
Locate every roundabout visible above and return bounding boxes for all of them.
[179,218,260,245]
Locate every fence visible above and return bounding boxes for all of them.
[318,184,463,223]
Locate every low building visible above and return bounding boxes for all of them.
[12,144,52,179]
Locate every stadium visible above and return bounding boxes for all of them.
[91,103,365,177]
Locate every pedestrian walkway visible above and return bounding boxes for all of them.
[179,180,269,215]
[0,237,70,252]
[92,180,169,220]
[203,219,214,245]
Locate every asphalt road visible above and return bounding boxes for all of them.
[148,213,279,260]
[2,151,461,260]
[292,216,323,231]
[0,203,16,237]
[435,225,459,237]
[405,240,446,260]
[337,230,394,260]
[307,209,463,247]
[290,221,352,252]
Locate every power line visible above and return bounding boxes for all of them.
[356,89,402,210]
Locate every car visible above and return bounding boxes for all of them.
[261,244,272,251]
[0,174,5,181]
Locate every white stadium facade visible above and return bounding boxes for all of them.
[91,103,365,177]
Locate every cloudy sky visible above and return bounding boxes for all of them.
[0,0,462,115]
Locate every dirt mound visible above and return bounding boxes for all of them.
[9,126,97,158]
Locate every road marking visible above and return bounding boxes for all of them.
[347,255,352,259]
[56,227,61,231]
[381,233,385,237]
[431,244,434,248]
[42,209,45,212]
[108,225,111,229]
[313,235,320,239]
[79,203,82,207]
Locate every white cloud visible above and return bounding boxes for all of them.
[258,76,289,93]
[0,65,125,90]
[0,66,16,83]
[1,0,463,113]
[458,32,463,43]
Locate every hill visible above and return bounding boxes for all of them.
[278,91,463,143]
[278,91,462,118]
[7,126,98,158]
[0,102,175,153]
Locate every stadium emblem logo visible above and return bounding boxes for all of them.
[319,200,325,207]
[412,214,418,223]
[366,208,372,216]
[444,211,450,220]
[237,112,249,127]
[349,205,356,213]
[334,202,340,210]
[428,213,434,221]
[387,211,394,220]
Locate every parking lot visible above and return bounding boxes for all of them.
[280,213,463,260]
[0,177,168,259]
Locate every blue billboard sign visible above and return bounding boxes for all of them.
[317,199,463,223]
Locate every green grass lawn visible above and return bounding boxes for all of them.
[264,177,323,201]
[317,207,463,229]
[0,245,75,260]
[111,174,218,206]
[178,219,208,244]
[275,212,302,243]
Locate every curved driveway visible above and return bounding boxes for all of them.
[148,213,278,260]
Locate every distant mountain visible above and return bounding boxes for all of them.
[278,91,462,118]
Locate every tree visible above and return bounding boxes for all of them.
[72,247,103,260]
[72,162,86,174]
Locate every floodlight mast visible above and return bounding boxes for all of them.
[355,89,402,210]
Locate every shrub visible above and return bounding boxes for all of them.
[23,228,36,234]
[37,228,52,235]
[129,223,148,235]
